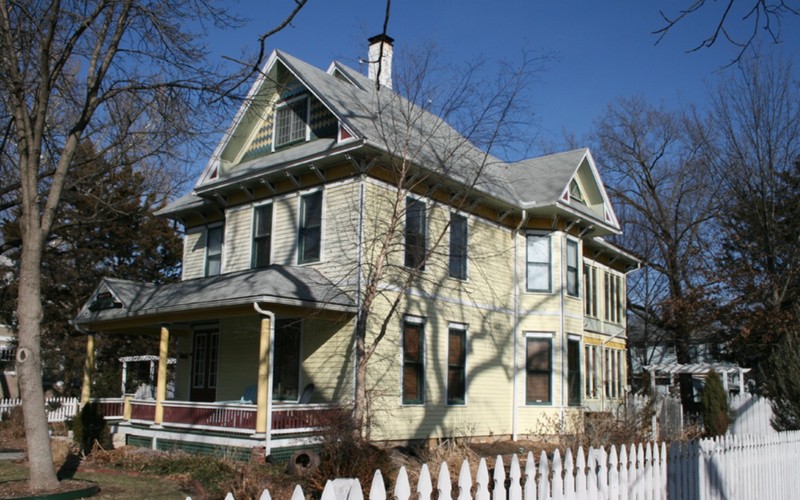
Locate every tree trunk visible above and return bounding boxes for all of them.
[16,218,59,490]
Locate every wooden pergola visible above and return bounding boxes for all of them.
[643,362,751,396]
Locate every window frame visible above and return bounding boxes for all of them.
[401,317,425,405]
[525,334,553,405]
[567,336,581,406]
[204,223,224,277]
[404,196,427,270]
[446,323,467,406]
[584,264,598,318]
[297,189,323,265]
[272,95,310,150]
[448,212,468,280]
[273,318,302,402]
[566,238,580,297]
[251,202,274,269]
[525,233,552,293]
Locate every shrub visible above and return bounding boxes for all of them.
[72,401,110,453]
[700,370,731,436]
[305,408,392,495]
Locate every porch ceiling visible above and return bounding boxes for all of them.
[74,265,356,332]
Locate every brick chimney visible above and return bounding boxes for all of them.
[368,34,393,89]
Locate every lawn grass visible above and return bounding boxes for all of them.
[0,460,191,499]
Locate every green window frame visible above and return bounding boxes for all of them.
[447,326,467,405]
[566,239,579,297]
[205,225,223,277]
[526,234,551,292]
[526,336,552,404]
[252,203,273,268]
[298,191,322,264]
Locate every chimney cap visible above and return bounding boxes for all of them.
[368,34,394,45]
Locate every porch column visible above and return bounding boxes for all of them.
[80,333,95,404]
[256,314,272,434]
[154,324,170,425]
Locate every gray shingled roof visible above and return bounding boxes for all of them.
[74,265,355,326]
[502,149,587,207]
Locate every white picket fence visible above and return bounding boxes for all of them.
[192,431,800,500]
[729,394,776,436]
[0,397,80,423]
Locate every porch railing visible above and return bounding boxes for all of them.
[96,398,338,435]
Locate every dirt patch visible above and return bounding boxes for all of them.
[0,478,97,499]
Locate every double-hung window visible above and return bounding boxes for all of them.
[449,213,468,280]
[584,264,598,317]
[604,272,623,323]
[567,338,581,406]
[405,197,426,269]
[298,191,322,264]
[274,96,308,149]
[526,234,551,292]
[526,335,552,404]
[205,225,223,277]
[447,325,467,405]
[566,239,579,297]
[252,203,273,268]
[402,319,425,404]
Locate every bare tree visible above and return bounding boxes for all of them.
[0,0,308,490]
[592,96,720,407]
[654,0,799,63]
[705,55,800,407]
[342,48,544,432]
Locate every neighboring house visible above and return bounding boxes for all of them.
[74,36,637,459]
[0,324,18,399]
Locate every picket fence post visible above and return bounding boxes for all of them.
[476,458,489,500]
[437,461,452,499]
[458,459,472,500]
[524,451,536,500]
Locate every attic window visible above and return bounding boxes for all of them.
[274,96,309,149]
[569,179,585,205]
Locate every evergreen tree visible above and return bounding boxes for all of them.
[700,370,731,437]
[0,140,182,396]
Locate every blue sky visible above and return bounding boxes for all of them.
[208,1,799,155]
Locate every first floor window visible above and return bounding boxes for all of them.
[447,326,466,405]
[274,319,301,401]
[568,338,581,406]
[449,213,468,279]
[526,336,552,404]
[252,203,273,268]
[205,225,223,276]
[585,344,599,399]
[566,239,579,297]
[405,197,427,269]
[526,234,551,292]
[402,319,425,404]
[298,191,322,264]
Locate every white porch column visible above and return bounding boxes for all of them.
[81,333,95,405]
[154,324,170,425]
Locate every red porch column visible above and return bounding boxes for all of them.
[154,324,170,425]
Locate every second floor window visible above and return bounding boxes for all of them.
[604,272,623,323]
[584,264,598,317]
[205,225,223,277]
[566,239,579,297]
[298,191,322,264]
[526,234,551,292]
[405,197,426,269]
[252,204,273,268]
[449,213,468,280]
[274,96,308,148]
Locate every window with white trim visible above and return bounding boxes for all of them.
[566,239,579,297]
[447,325,467,405]
[604,272,623,324]
[405,197,426,269]
[252,203,273,268]
[205,225,223,277]
[526,234,551,292]
[526,335,552,404]
[584,264,598,317]
[402,318,425,404]
[449,213,468,280]
[274,96,309,149]
[298,191,322,264]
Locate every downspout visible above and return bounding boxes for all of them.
[511,209,526,441]
[253,303,276,456]
[352,176,366,406]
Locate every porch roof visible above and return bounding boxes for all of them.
[74,265,356,329]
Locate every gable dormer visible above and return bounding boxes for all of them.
[558,151,620,230]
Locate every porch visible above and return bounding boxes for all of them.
[95,397,341,459]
